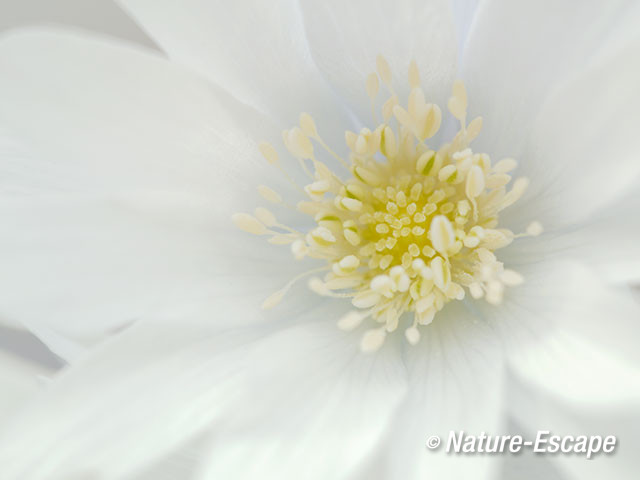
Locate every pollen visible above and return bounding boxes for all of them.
[233,56,542,352]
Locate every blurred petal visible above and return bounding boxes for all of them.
[0,308,404,480]
[300,0,457,124]
[503,262,640,406]
[453,252,640,407]
[118,0,353,145]
[450,0,480,57]
[0,319,270,480]
[508,329,640,407]
[451,259,640,478]
[18,322,87,364]
[512,38,640,230]
[531,181,640,285]
[0,194,299,346]
[0,326,63,367]
[507,373,640,479]
[123,437,205,480]
[463,0,640,163]
[0,350,49,422]
[0,28,284,208]
[196,323,407,480]
[358,302,504,480]
[497,426,568,480]
[0,29,299,342]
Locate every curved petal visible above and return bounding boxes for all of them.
[196,323,407,480]
[299,0,457,125]
[0,194,301,346]
[117,0,354,146]
[508,328,640,407]
[0,326,63,367]
[510,38,640,231]
[505,262,640,407]
[0,318,277,480]
[356,302,505,480]
[498,431,569,480]
[434,259,640,478]
[506,182,640,286]
[507,373,640,480]
[0,28,286,207]
[462,0,640,164]
[0,350,49,423]
[0,310,405,480]
[556,185,640,284]
[450,254,640,406]
[122,437,205,480]
[0,29,303,342]
[451,0,480,58]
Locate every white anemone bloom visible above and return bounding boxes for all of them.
[0,1,640,479]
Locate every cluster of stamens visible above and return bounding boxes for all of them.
[233,56,542,352]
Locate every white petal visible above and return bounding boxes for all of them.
[0,319,267,479]
[498,435,569,480]
[556,187,640,284]
[511,37,640,230]
[0,350,49,422]
[0,194,299,346]
[299,0,457,125]
[450,0,481,57]
[505,262,640,406]
[0,29,301,342]
[508,329,640,406]
[462,0,640,163]
[195,322,407,480]
[447,258,640,478]
[123,437,205,480]
[0,308,404,480]
[365,302,505,480]
[118,0,353,145]
[448,256,640,409]
[0,28,287,211]
[512,185,640,285]
[17,322,88,365]
[507,374,640,480]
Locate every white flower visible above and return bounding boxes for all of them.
[0,1,639,479]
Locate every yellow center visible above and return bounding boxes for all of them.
[234,56,542,352]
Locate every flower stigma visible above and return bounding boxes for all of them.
[233,56,542,352]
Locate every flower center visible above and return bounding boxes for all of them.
[234,56,541,352]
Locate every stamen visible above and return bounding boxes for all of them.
[361,327,387,353]
[258,142,279,165]
[258,185,282,204]
[526,221,544,236]
[232,213,267,235]
[235,57,541,351]
[263,267,329,309]
[376,55,392,89]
